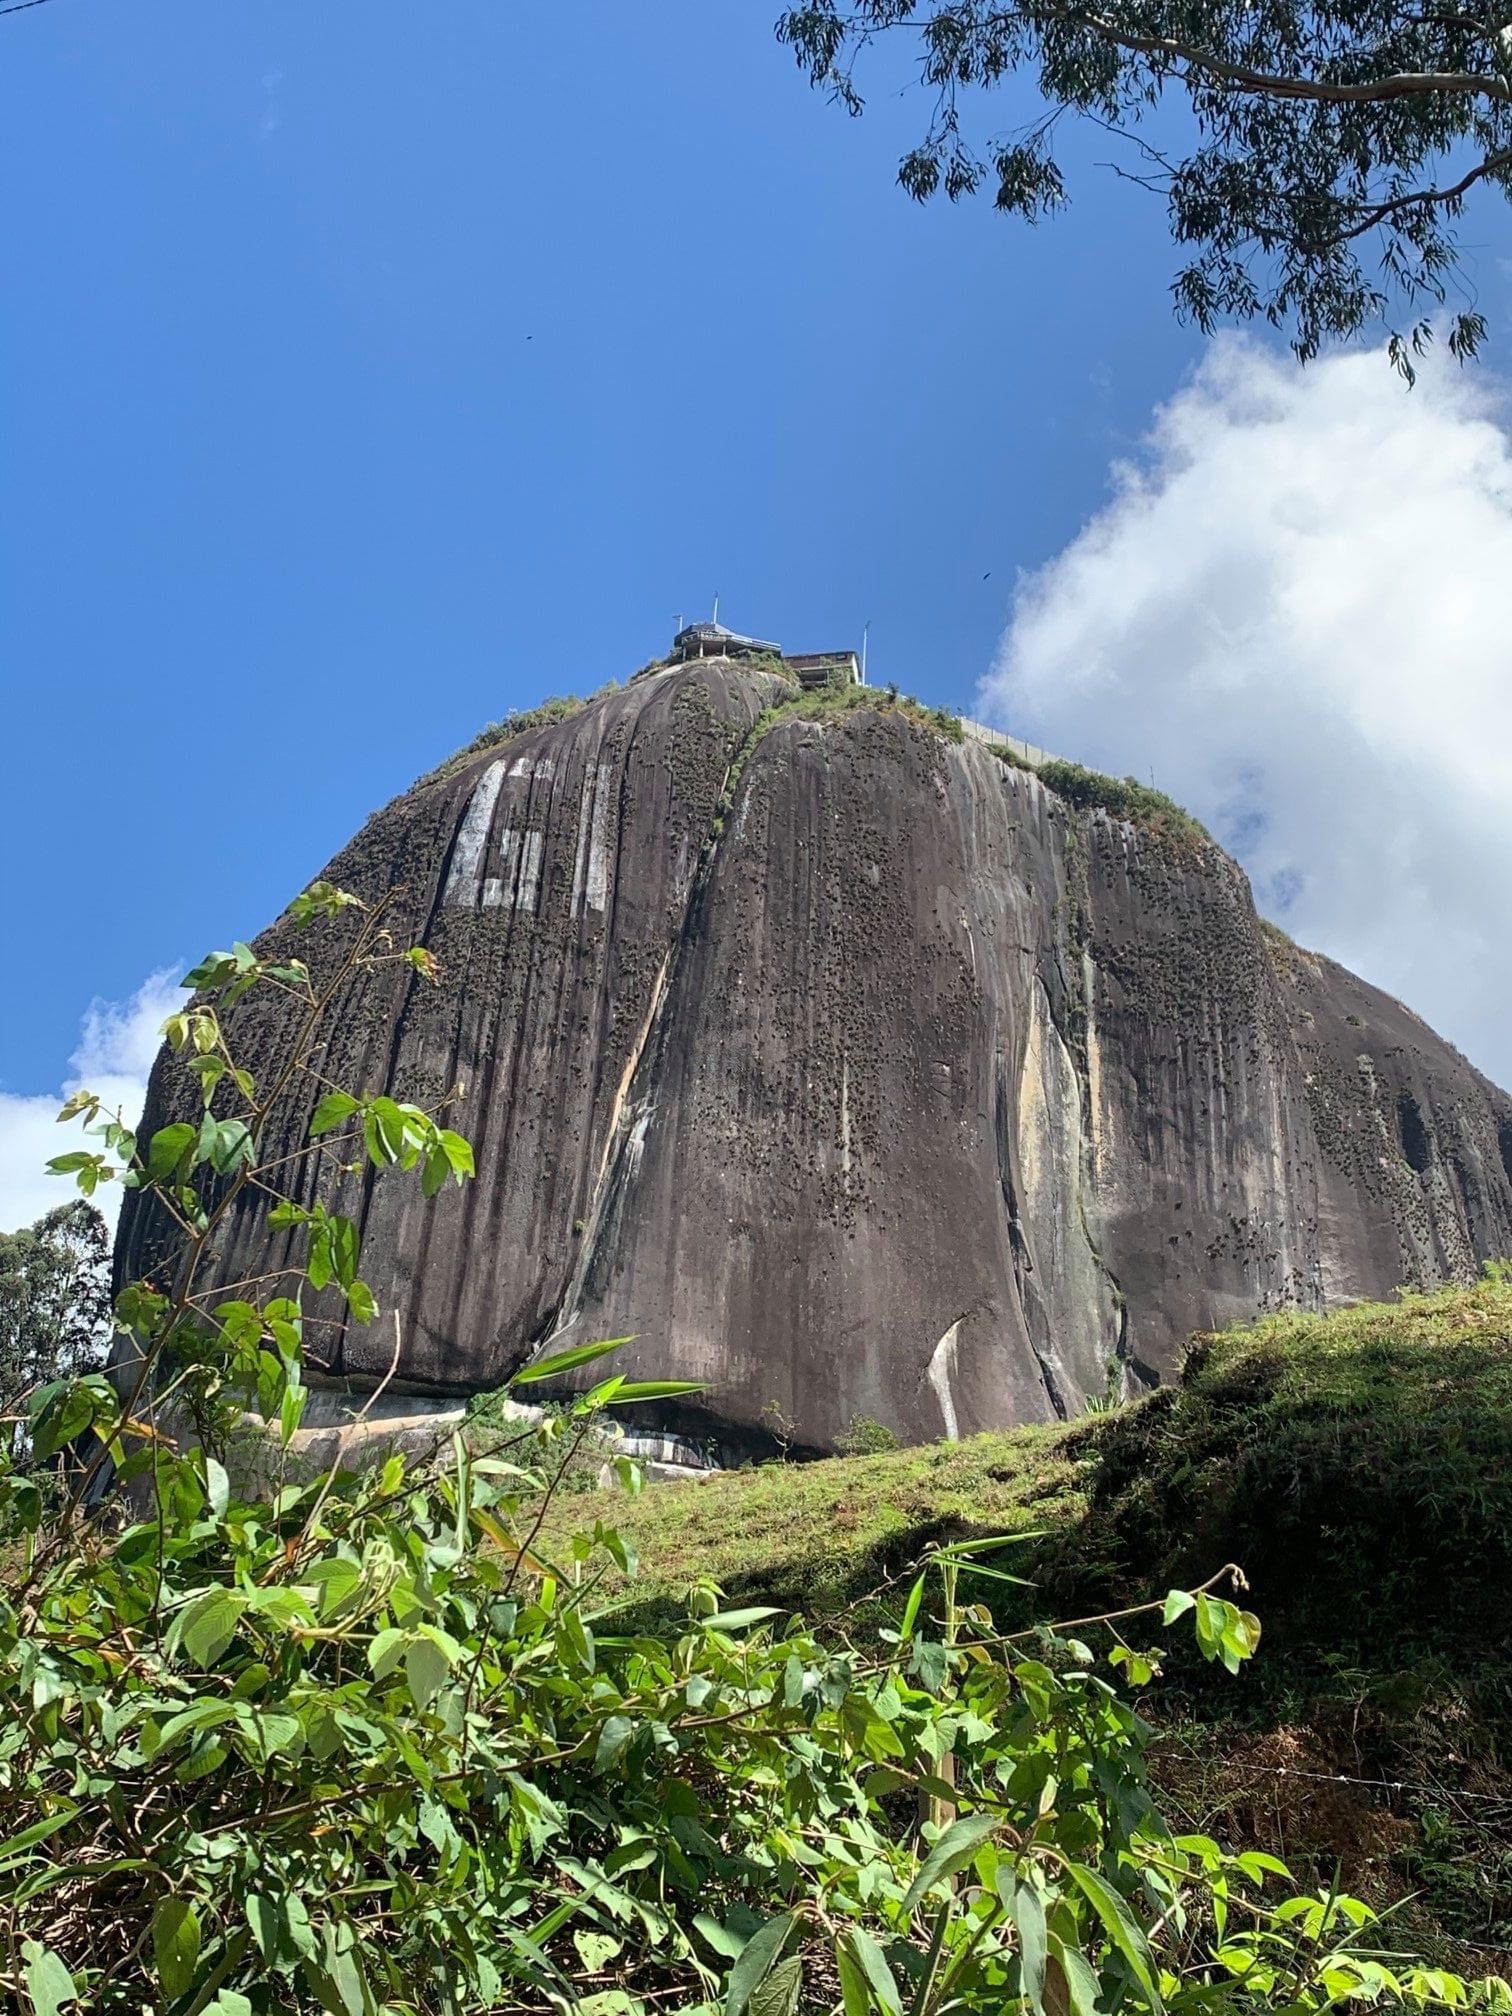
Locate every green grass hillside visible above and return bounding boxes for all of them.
[548,1275,1512,1968]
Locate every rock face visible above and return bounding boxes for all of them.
[117,660,1512,1455]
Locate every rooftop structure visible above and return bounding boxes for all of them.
[666,620,865,693]
[653,614,867,690]
[785,650,861,691]
[669,619,781,663]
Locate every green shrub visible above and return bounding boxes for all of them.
[1033,759,1211,841]
[835,1413,902,1457]
[2,890,1500,2013]
[416,694,586,788]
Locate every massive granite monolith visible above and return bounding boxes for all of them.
[117,658,1512,1456]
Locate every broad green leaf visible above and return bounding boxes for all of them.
[369,1625,407,1679]
[21,1941,75,2016]
[246,1893,279,1963]
[188,1053,226,1104]
[345,1278,377,1325]
[438,1127,475,1176]
[703,1606,782,1634]
[902,1809,1004,1912]
[1162,1589,1196,1626]
[156,1700,237,1750]
[284,1892,316,1961]
[1234,1850,1291,1883]
[841,1930,903,2016]
[1224,1608,1263,1669]
[310,1091,360,1136]
[330,1213,358,1288]
[751,1956,803,2016]
[594,1714,634,1773]
[320,1921,366,2016]
[1050,1943,1103,2016]
[203,1455,229,1519]
[511,1335,632,1386]
[152,1897,202,2003]
[209,1119,254,1173]
[559,1607,596,1672]
[0,1811,76,1873]
[238,1709,302,1762]
[694,1916,747,1962]
[146,1121,197,1178]
[1005,1876,1047,2012]
[1194,1591,1220,1654]
[573,1931,624,1974]
[600,1379,707,1403]
[1109,1644,1158,1686]
[371,1097,408,1164]
[899,1572,927,1643]
[247,1890,312,1973]
[932,1531,1043,1557]
[308,1224,333,1291]
[177,1588,248,1667]
[837,1943,871,2016]
[280,1380,306,1444]
[725,1913,795,2016]
[30,1382,97,1459]
[955,1559,1033,1587]
[1065,1864,1162,2007]
[404,1631,452,1710]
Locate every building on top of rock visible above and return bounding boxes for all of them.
[666,616,864,695]
[785,650,862,691]
[669,618,781,662]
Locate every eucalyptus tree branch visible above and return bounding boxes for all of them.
[778,0,1512,356]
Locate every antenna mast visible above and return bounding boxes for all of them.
[861,621,870,686]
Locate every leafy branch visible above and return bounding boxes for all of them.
[776,0,1512,363]
[0,883,1502,2013]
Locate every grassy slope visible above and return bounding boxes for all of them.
[552,1278,1512,1966]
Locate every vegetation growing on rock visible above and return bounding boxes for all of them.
[983,746,1213,844]
[416,693,589,789]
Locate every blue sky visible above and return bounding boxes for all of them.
[4,1,1512,1228]
[1,0,1206,1086]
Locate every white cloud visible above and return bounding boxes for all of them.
[0,968,183,1236]
[980,335,1512,1091]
